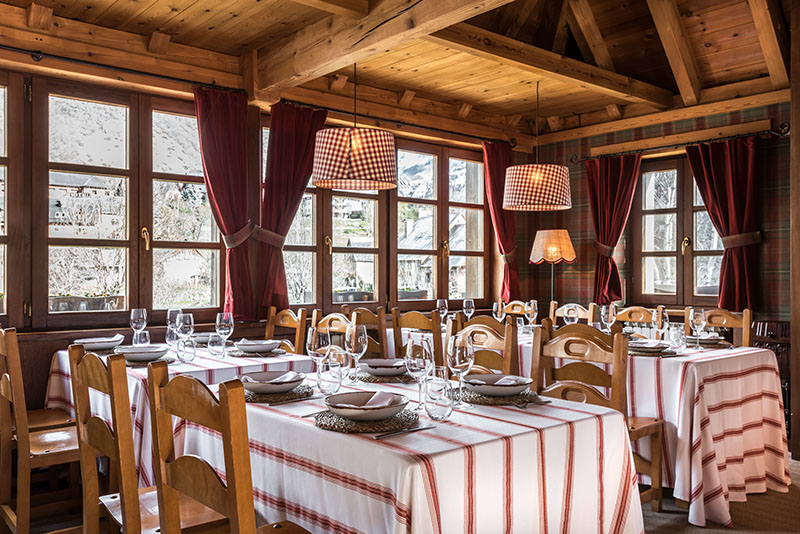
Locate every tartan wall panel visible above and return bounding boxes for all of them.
[513,103,790,321]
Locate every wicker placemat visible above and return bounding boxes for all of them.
[230,348,287,358]
[125,357,177,368]
[314,410,419,434]
[356,371,416,384]
[459,389,540,406]
[89,349,117,357]
[244,384,313,404]
[630,350,679,357]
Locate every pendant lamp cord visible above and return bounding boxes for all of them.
[353,63,357,128]
[535,80,540,164]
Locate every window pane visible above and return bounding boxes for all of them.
[449,256,483,299]
[642,214,675,251]
[332,252,375,303]
[153,180,217,242]
[398,254,435,300]
[397,150,436,200]
[398,202,435,250]
[0,245,5,314]
[153,248,219,309]
[449,207,483,252]
[152,111,203,176]
[0,166,5,235]
[695,255,721,296]
[49,96,128,169]
[49,246,127,312]
[262,128,270,178]
[284,251,315,304]
[694,210,722,251]
[642,169,676,210]
[642,256,676,295]
[332,196,376,247]
[449,158,484,204]
[0,86,5,157]
[49,171,126,239]
[286,193,314,246]
[693,181,704,207]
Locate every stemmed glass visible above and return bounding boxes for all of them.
[215,312,234,358]
[306,327,330,391]
[492,302,506,324]
[524,300,538,327]
[689,308,706,349]
[653,310,669,340]
[165,309,181,352]
[446,333,474,409]
[436,299,448,329]
[600,304,617,333]
[130,308,147,346]
[344,324,368,383]
[563,304,579,325]
[175,312,195,362]
[463,299,475,321]
[405,338,434,412]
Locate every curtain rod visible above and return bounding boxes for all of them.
[0,43,246,93]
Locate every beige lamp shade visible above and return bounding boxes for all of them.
[530,229,577,264]
[311,127,398,190]
[503,163,571,211]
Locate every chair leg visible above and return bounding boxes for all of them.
[16,463,30,534]
[649,426,662,512]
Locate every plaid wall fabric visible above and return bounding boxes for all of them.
[516,103,790,321]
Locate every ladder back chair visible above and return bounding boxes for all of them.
[0,328,81,534]
[446,319,519,375]
[311,311,352,349]
[346,307,389,359]
[390,308,444,365]
[548,302,598,325]
[69,346,228,534]
[682,307,752,347]
[615,305,664,339]
[461,315,506,335]
[499,300,528,325]
[530,319,663,511]
[265,306,308,354]
[148,361,308,534]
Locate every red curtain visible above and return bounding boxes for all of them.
[193,87,253,319]
[482,141,521,302]
[686,137,758,311]
[586,154,642,304]
[260,101,327,312]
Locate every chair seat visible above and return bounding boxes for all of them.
[101,486,229,534]
[628,417,663,441]
[256,522,310,533]
[25,408,75,432]
[27,427,81,467]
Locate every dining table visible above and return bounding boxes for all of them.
[178,375,644,534]
[45,344,315,487]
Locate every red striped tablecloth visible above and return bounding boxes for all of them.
[45,348,314,486]
[179,377,644,534]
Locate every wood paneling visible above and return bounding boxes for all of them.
[789,0,799,458]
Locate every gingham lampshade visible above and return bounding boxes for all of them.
[529,229,577,264]
[502,163,571,210]
[311,127,397,190]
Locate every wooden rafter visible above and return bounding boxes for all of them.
[496,0,541,39]
[645,0,702,106]
[747,0,790,88]
[26,2,52,30]
[330,74,349,92]
[147,31,171,55]
[425,23,674,109]
[398,90,416,107]
[256,0,514,93]
[289,0,369,19]
[551,1,572,54]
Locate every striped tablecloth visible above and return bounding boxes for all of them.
[45,348,314,486]
[179,376,644,534]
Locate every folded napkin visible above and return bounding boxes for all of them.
[74,333,124,344]
[115,344,167,353]
[334,391,396,409]
[468,376,524,385]
[629,340,667,348]
[238,338,270,345]
[241,371,300,384]
[364,359,404,368]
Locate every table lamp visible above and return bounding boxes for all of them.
[529,229,576,303]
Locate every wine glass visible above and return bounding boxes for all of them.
[463,299,475,321]
[405,338,434,412]
[306,327,330,391]
[436,299,448,328]
[133,331,150,346]
[215,312,234,358]
[130,308,147,341]
[446,333,474,409]
[344,324,368,383]
[424,377,454,421]
[524,300,538,327]
[600,304,617,333]
[653,310,669,340]
[492,301,506,323]
[175,312,195,362]
[689,308,706,349]
[165,327,179,351]
[166,308,181,329]
[563,304,579,325]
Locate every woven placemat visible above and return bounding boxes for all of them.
[230,348,287,358]
[630,350,679,357]
[459,389,539,406]
[314,410,419,434]
[89,349,117,357]
[356,371,416,384]
[125,357,176,368]
[244,384,313,404]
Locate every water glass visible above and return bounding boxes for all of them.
[215,312,234,357]
[689,308,706,349]
[652,310,670,340]
[176,312,195,360]
[207,334,226,358]
[165,327,179,350]
[436,299,448,327]
[344,324,368,382]
[563,304,580,325]
[132,330,150,346]
[405,338,434,412]
[492,301,506,323]
[446,334,474,409]
[524,300,538,326]
[424,377,454,421]
[669,326,686,351]
[600,304,617,333]
[177,339,196,363]
[463,299,475,321]
[327,348,351,381]
[318,361,343,395]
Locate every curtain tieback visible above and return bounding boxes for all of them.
[222,222,255,249]
[252,225,286,249]
[722,231,761,250]
[222,221,287,249]
[595,241,615,257]
[501,248,517,264]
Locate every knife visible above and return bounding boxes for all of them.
[267,395,323,406]
[373,425,435,440]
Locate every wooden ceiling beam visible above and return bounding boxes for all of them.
[551,1,572,54]
[496,0,541,39]
[398,90,416,107]
[457,103,473,118]
[747,0,790,88]
[425,23,674,109]
[256,0,515,94]
[645,0,702,106]
[289,0,370,19]
[330,74,349,92]
[147,31,171,55]
[26,2,52,30]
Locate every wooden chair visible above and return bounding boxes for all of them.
[148,361,308,533]
[461,315,506,334]
[0,328,82,534]
[446,319,519,375]
[615,305,663,339]
[69,345,228,534]
[311,311,352,351]
[345,307,389,359]
[265,306,308,354]
[498,300,527,325]
[682,307,752,347]
[390,308,444,365]
[548,302,598,325]
[530,319,663,511]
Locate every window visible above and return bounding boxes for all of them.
[632,157,722,306]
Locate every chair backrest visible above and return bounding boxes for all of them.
[348,307,389,358]
[69,346,141,532]
[683,307,752,346]
[0,328,29,504]
[462,315,505,334]
[548,302,597,324]
[148,361,258,533]
[446,319,519,375]
[390,308,443,365]
[531,319,628,414]
[615,305,660,324]
[264,306,307,354]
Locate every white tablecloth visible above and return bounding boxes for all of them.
[180,376,644,534]
[45,348,314,486]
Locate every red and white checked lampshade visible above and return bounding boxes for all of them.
[502,163,571,211]
[311,127,398,190]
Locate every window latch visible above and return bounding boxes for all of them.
[324,235,332,256]
[441,240,449,256]
[681,236,692,255]
[141,227,151,251]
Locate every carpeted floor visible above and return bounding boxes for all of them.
[643,459,800,533]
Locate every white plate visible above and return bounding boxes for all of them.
[464,374,533,396]
[234,339,281,353]
[358,359,407,376]
[239,371,304,394]
[192,332,213,344]
[75,333,124,351]
[628,340,671,353]
[115,347,169,362]
[325,392,408,421]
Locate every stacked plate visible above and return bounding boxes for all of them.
[74,333,124,351]
[234,339,281,353]
[192,332,213,344]
[358,359,407,376]
[325,391,408,421]
[239,371,304,394]
[114,344,170,362]
[685,333,726,347]
[628,340,677,357]
[464,374,532,396]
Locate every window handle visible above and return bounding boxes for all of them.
[681,236,692,255]
[324,235,332,256]
[441,240,449,256]
[141,226,151,251]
